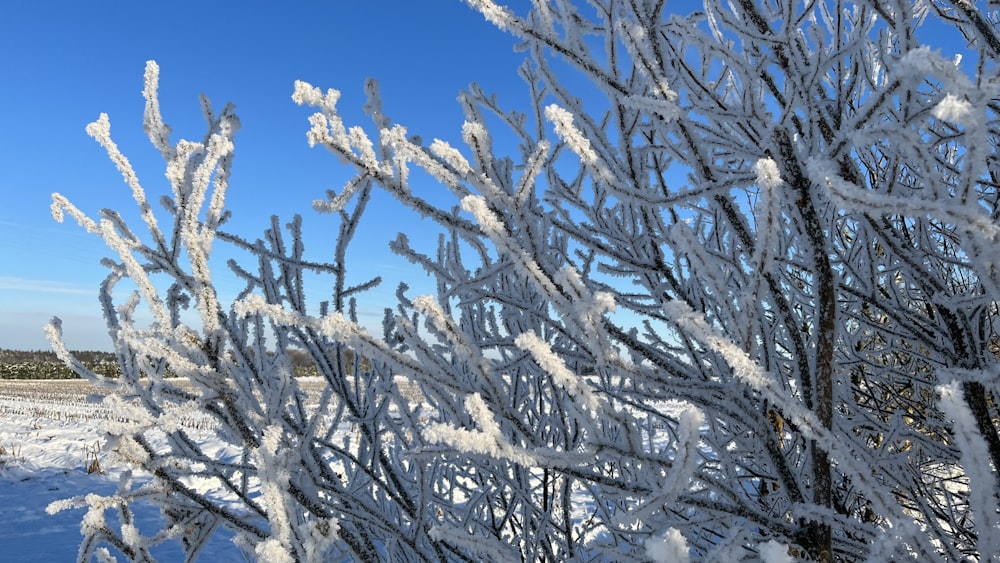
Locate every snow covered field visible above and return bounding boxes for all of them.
[0,376,434,562]
[0,379,346,562]
[0,415,244,561]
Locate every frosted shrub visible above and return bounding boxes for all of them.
[49,1,1000,561]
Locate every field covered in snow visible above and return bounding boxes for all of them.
[0,378,327,562]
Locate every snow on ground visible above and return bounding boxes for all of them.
[0,378,694,561]
[0,380,243,562]
[0,376,429,561]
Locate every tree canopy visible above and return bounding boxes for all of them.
[48,1,1000,561]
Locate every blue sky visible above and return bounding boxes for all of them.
[0,1,969,351]
[0,1,540,350]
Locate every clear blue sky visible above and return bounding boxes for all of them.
[0,1,540,351]
[0,1,965,351]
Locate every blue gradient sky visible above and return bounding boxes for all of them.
[0,1,539,350]
[0,1,967,352]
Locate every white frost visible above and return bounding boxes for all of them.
[545,104,598,165]
[461,194,505,234]
[646,528,690,563]
[255,539,295,563]
[938,380,1000,552]
[753,157,783,189]
[759,540,794,563]
[932,94,973,124]
[464,0,516,31]
[515,332,601,413]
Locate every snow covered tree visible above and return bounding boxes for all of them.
[48,1,1000,561]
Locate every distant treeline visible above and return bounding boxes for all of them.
[0,349,119,379]
[0,348,357,379]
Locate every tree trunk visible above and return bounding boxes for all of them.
[776,127,835,563]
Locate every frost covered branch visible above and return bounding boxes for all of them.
[51,2,1000,561]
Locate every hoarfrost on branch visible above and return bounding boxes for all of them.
[48,1,1000,561]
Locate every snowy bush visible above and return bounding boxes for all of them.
[48,1,1000,561]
